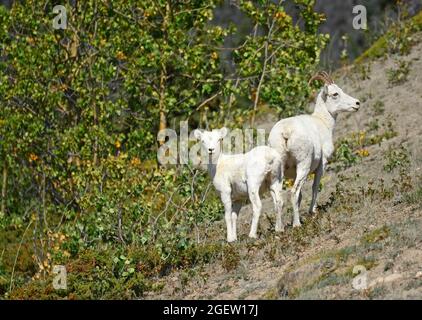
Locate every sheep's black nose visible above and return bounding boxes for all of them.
[356,101,360,106]
[208,148,214,153]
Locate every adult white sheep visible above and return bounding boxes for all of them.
[268,71,360,227]
[194,128,283,242]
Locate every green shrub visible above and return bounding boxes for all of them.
[387,60,411,86]
[0,0,329,298]
[383,144,410,172]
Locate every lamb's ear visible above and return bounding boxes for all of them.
[193,129,202,140]
[219,127,228,139]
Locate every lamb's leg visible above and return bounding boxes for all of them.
[309,160,324,214]
[270,180,284,232]
[291,164,309,227]
[221,192,235,242]
[231,201,242,241]
[248,188,262,239]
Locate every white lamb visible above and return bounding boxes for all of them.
[268,71,361,227]
[194,128,283,242]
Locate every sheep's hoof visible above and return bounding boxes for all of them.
[275,227,285,233]
[293,222,302,228]
[227,237,237,243]
[248,233,258,239]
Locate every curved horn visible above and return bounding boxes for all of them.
[308,71,334,86]
[320,71,334,84]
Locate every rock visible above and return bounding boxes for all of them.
[383,273,403,283]
[369,273,403,288]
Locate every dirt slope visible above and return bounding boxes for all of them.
[146,33,422,300]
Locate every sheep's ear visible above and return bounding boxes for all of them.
[219,127,228,139]
[193,129,202,140]
[322,84,328,102]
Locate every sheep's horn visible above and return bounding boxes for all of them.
[320,71,334,84]
[308,71,334,85]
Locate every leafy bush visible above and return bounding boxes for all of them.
[0,0,328,298]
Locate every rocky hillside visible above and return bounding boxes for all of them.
[145,31,422,300]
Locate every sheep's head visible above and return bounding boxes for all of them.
[309,71,361,115]
[194,127,228,160]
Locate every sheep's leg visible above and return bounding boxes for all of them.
[221,192,235,242]
[298,191,303,208]
[248,188,262,239]
[291,165,308,228]
[309,160,324,214]
[270,180,284,232]
[231,201,242,241]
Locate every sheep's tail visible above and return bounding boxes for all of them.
[281,128,291,153]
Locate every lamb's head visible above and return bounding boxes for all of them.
[310,71,361,115]
[194,127,228,161]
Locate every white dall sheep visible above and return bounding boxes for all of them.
[194,128,283,242]
[268,71,361,227]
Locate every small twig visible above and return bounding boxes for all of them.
[251,41,269,127]
[196,91,222,111]
[0,248,5,264]
[9,219,33,292]
[201,182,213,203]
[153,185,182,225]
[117,207,126,245]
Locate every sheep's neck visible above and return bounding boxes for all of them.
[312,93,337,134]
[207,153,220,180]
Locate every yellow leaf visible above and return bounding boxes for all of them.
[28,153,38,162]
[116,51,126,60]
[357,148,369,157]
[131,157,141,166]
[285,179,294,188]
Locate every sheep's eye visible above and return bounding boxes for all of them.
[333,92,339,97]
